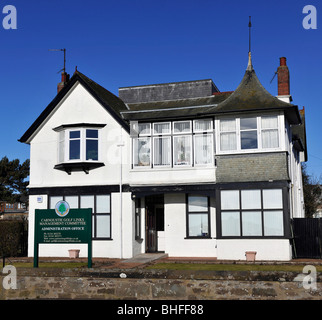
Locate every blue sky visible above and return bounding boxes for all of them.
[1,0,321,178]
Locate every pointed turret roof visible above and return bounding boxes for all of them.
[206,54,301,124]
[121,54,301,124]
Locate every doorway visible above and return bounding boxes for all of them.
[145,195,164,253]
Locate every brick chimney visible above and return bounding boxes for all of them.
[277,57,290,96]
[57,71,70,93]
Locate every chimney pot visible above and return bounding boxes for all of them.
[280,57,287,66]
[57,72,70,93]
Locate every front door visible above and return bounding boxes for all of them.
[145,195,164,253]
[146,206,157,252]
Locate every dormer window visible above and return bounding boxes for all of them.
[54,123,105,174]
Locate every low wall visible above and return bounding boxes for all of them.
[0,268,321,300]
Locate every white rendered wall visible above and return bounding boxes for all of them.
[216,239,292,261]
[164,194,217,257]
[28,82,130,189]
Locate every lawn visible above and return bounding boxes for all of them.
[147,262,322,273]
[6,262,88,268]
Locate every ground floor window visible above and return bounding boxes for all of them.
[186,195,210,238]
[219,189,284,238]
[49,194,111,240]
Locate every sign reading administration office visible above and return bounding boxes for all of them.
[34,201,92,268]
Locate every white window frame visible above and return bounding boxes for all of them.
[138,123,151,136]
[133,136,151,168]
[193,119,213,133]
[58,128,100,163]
[173,120,192,134]
[216,113,284,155]
[153,136,172,167]
[193,133,214,166]
[153,122,171,135]
[173,134,192,167]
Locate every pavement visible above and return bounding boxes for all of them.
[121,253,168,264]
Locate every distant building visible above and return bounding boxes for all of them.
[19,54,307,260]
[0,200,28,220]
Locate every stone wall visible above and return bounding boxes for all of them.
[0,268,321,300]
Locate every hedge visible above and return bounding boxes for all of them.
[0,220,27,257]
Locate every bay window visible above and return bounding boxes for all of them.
[131,114,281,168]
[57,128,100,163]
[132,119,214,168]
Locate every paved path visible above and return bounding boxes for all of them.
[121,253,168,264]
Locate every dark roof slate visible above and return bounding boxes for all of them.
[19,71,129,143]
[121,66,301,125]
[121,93,232,121]
[206,68,301,124]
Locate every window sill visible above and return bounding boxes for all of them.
[54,162,105,175]
[131,166,215,172]
[184,236,212,239]
[216,149,284,156]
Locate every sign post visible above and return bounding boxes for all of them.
[34,201,92,268]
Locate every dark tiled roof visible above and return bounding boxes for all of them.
[121,93,232,121]
[76,71,128,114]
[121,66,301,125]
[206,68,300,124]
[19,71,129,143]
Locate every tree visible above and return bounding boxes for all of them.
[0,156,30,207]
[302,163,322,218]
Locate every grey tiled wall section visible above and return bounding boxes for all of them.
[216,152,289,183]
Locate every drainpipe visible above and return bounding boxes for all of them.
[117,129,125,259]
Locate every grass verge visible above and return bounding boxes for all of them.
[6,262,88,268]
[147,262,322,273]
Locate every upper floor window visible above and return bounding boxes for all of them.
[132,119,214,169]
[217,115,281,153]
[58,128,99,163]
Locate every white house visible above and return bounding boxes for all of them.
[19,54,307,261]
